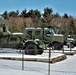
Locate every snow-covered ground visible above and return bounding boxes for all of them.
[0,48,76,75]
[0,52,64,59]
[64,46,76,51]
[0,55,76,75]
[0,48,64,59]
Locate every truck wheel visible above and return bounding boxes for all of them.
[52,43,61,50]
[38,48,44,55]
[25,43,38,55]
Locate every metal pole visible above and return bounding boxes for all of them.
[48,47,51,75]
[70,43,71,52]
[22,50,24,70]
[62,45,64,54]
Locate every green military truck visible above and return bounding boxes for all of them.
[23,27,65,50]
[0,24,44,55]
[67,35,76,47]
[0,23,75,55]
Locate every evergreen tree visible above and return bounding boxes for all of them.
[2,11,9,19]
[43,7,53,18]
[9,11,19,17]
[43,7,53,25]
[63,13,68,18]
[69,20,75,34]
[21,9,28,17]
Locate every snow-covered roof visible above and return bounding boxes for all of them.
[12,33,23,35]
[54,34,64,36]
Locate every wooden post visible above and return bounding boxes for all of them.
[62,45,64,54]
[22,50,24,70]
[70,43,71,52]
[48,47,51,75]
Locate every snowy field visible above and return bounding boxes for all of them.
[0,48,64,59]
[64,46,76,51]
[0,52,64,59]
[0,47,76,75]
[0,55,76,75]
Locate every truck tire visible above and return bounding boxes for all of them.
[25,43,38,55]
[52,43,61,50]
[37,48,44,54]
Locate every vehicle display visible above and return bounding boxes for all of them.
[0,23,75,55]
[0,24,44,55]
[67,35,76,47]
[23,27,64,50]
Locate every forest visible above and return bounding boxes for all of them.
[0,7,76,35]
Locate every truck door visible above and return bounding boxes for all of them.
[7,35,19,48]
[43,29,53,43]
[27,30,32,39]
[34,28,42,40]
[0,34,8,48]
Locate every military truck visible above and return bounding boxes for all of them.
[23,27,65,50]
[67,35,76,47]
[0,24,44,55]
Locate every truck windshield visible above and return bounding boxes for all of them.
[51,29,55,34]
[44,29,55,35]
[44,30,51,35]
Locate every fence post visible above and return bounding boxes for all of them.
[22,50,24,70]
[48,47,51,75]
[70,43,72,52]
[62,45,64,54]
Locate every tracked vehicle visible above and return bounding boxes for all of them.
[0,24,44,55]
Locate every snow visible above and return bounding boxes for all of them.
[63,46,76,53]
[0,48,64,59]
[64,45,76,50]
[0,48,76,75]
[0,51,63,59]
[54,34,64,36]
[0,55,76,75]
[51,55,76,75]
[12,32,23,35]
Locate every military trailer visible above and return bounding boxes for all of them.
[23,27,65,50]
[0,24,44,55]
